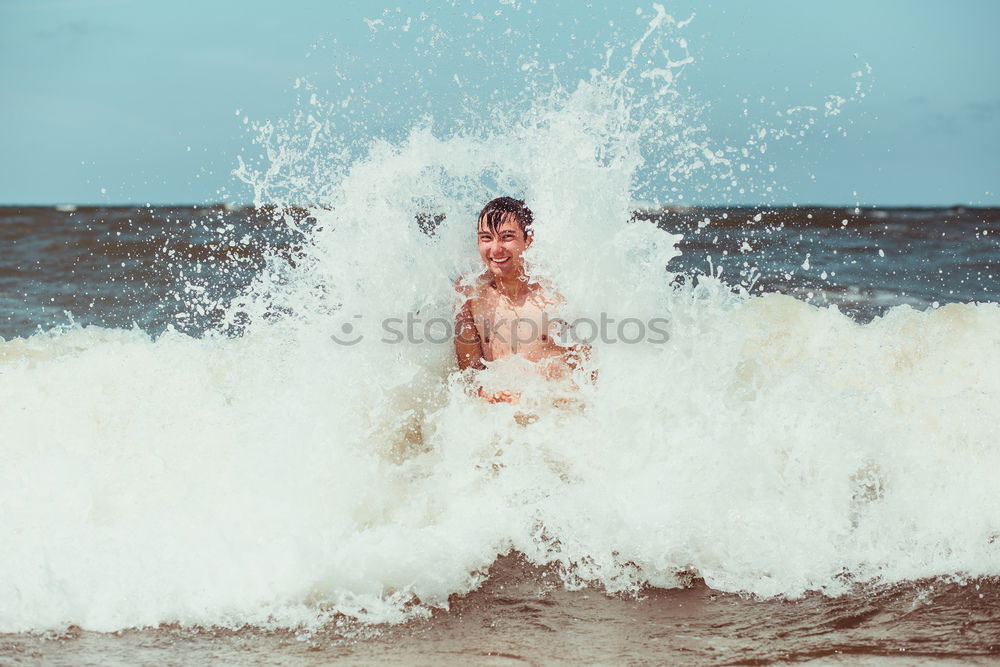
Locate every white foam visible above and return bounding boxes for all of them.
[2,7,998,634]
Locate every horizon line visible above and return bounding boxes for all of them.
[3,202,999,210]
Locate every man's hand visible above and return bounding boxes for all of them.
[477,387,521,404]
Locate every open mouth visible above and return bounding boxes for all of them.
[491,257,511,265]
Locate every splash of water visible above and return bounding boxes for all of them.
[1,4,998,634]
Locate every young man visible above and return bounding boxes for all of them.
[454,197,584,403]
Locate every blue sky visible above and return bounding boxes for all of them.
[2,0,998,205]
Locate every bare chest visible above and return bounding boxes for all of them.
[471,293,562,362]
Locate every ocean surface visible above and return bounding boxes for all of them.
[2,203,999,665]
[4,4,1000,664]
[2,204,997,340]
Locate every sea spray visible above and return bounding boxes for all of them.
[1,4,997,635]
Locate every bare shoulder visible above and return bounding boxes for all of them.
[528,278,566,310]
[464,274,499,303]
[453,274,474,298]
[455,273,494,319]
[454,272,491,298]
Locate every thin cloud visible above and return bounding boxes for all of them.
[967,100,1000,124]
[921,111,961,136]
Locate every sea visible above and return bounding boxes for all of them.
[2,202,998,665]
[3,5,1000,666]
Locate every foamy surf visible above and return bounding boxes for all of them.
[1,2,998,640]
[2,294,999,633]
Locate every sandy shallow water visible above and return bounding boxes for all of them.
[4,556,998,666]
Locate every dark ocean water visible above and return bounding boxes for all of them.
[2,205,998,340]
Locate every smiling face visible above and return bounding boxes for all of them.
[478,212,531,280]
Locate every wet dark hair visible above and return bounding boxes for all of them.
[477,196,533,238]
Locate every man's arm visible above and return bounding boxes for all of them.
[548,316,597,383]
[455,298,485,371]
